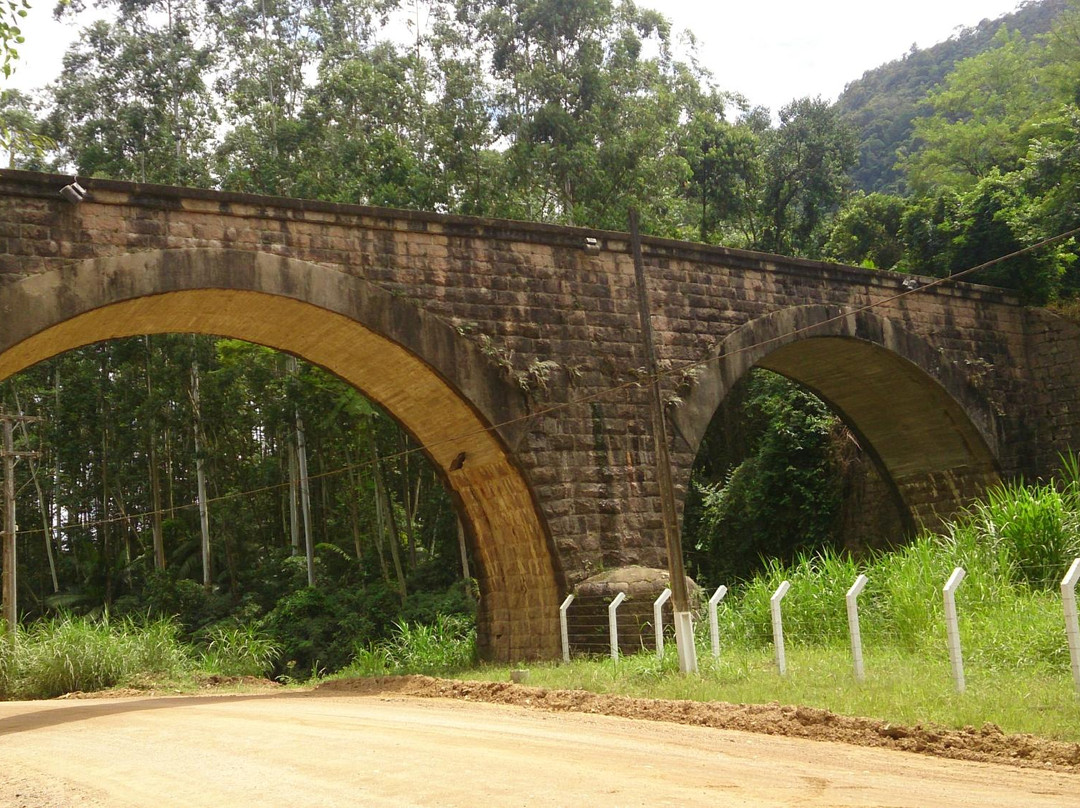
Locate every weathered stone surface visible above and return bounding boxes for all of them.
[2,169,1079,661]
[569,566,700,656]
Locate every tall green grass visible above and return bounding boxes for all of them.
[200,624,280,678]
[709,463,1080,674]
[0,624,15,698]
[0,615,283,699]
[10,615,192,699]
[343,614,476,677]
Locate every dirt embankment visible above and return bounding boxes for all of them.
[317,675,1080,773]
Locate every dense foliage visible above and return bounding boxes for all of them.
[2,336,473,678]
[828,0,1080,301]
[684,371,847,584]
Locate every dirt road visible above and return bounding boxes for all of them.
[1,687,1077,807]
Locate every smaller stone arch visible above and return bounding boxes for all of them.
[0,248,562,660]
[673,304,1002,530]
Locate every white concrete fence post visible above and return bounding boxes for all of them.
[943,567,967,694]
[770,580,791,676]
[1061,558,1080,694]
[653,588,672,660]
[608,591,627,662]
[708,585,728,660]
[846,573,869,682]
[559,593,575,663]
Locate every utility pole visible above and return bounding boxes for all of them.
[629,211,699,673]
[2,413,41,635]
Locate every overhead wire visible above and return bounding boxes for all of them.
[7,222,1080,541]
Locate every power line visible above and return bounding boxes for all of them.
[8,225,1080,541]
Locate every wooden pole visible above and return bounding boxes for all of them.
[629,210,698,673]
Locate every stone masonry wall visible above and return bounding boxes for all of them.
[1,169,1075,608]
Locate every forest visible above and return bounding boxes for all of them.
[1,0,1079,676]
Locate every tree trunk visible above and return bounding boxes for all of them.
[397,435,417,570]
[285,356,315,587]
[295,407,314,587]
[377,457,407,603]
[457,518,472,588]
[145,337,165,571]
[190,357,212,590]
[343,446,364,566]
[287,437,300,555]
[366,421,404,599]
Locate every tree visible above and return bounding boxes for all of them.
[452,0,703,230]
[756,97,857,257]
[949,169,1071,303]
[901,29,1055,194]
[684,370,844,584]
[211,0,321,195]
[0,0,27,79]
[46,10,217,184]
[823,192,907,269]
[1,89,50,168]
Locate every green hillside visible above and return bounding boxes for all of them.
[837,0,1069,192]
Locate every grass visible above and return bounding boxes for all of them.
[340,613,476,678]
[200,624,281,678]
[0,615,279,700]
[462,642,1080,743]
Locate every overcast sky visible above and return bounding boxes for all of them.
[6,0,1023,111]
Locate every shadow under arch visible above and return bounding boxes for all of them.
[672,304,1003,531]
[0,248,560,661]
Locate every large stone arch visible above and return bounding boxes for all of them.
[0,248,561,661]
[672,304,1002,530]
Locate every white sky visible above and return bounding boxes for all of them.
[5,0,1023,111]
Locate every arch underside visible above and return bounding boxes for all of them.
[758,337,1000,529]
[677,306,1002,531]
[0,250,560,661]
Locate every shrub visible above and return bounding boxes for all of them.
[263,586,376,678]
[200,623,280,678]
[972,481,1079,590]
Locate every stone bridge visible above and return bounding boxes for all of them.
[2,169,1079,661]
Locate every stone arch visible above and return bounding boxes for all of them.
[672,304,1002,530]
[0,248,560,661]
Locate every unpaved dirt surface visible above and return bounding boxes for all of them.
[330,675,1080,772]
[0,677,1075,807]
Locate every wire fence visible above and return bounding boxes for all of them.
[562,557,1080,694]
